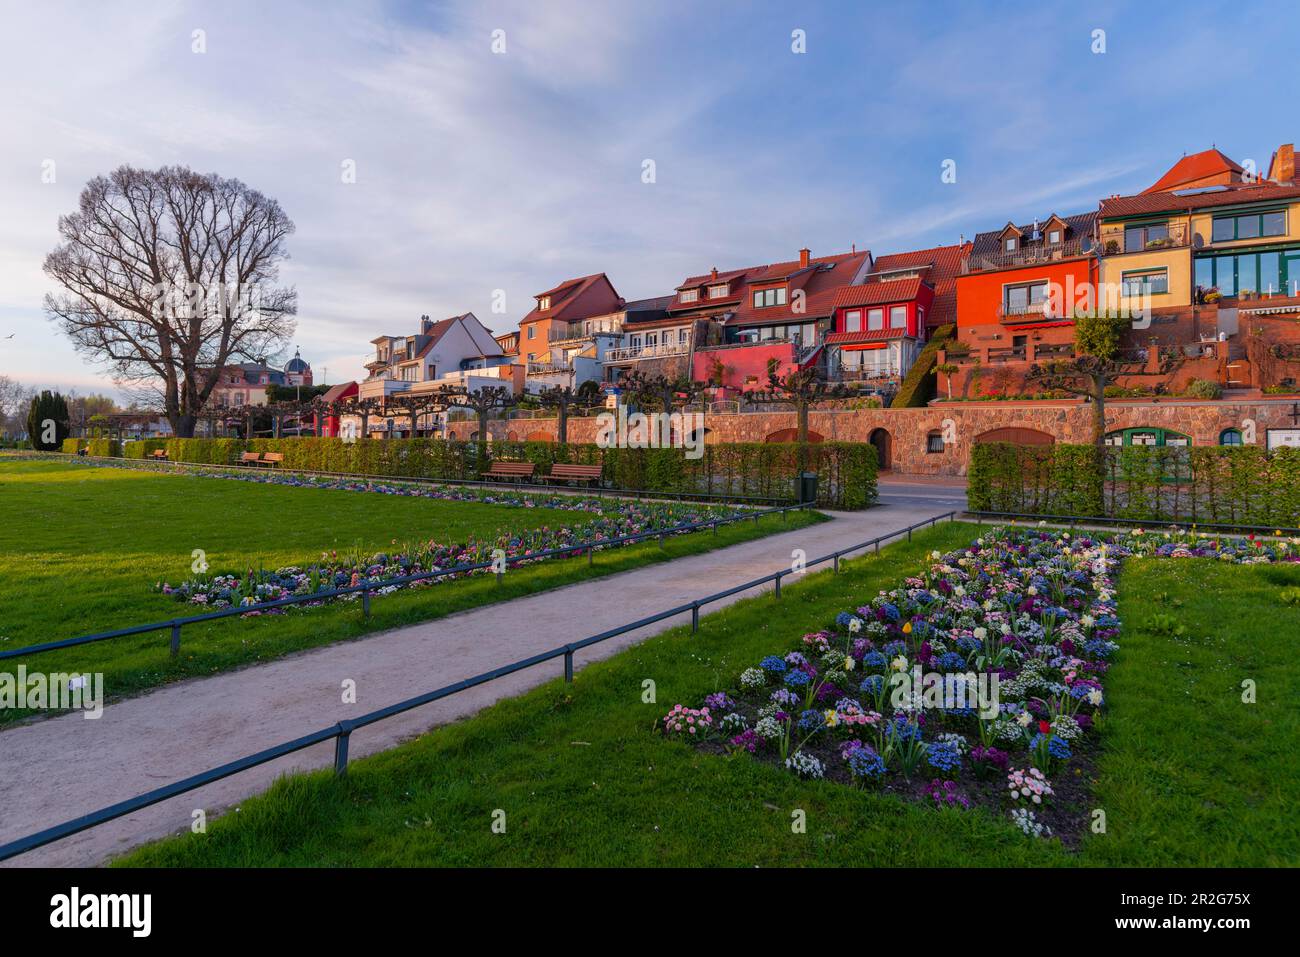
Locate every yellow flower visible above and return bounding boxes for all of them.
[902,621,913,634]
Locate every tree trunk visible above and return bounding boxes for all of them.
[557,404,568,444]
[796,400,810,474]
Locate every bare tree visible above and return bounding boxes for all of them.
[0,376,36,440]
[617,369,704,415]
[44,165,297,437]
[537,383,600,444]
[447,385,516,458]
[746,359,851,471]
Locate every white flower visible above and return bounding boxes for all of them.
[848,617,862,633]
[890,655,908,672]
[973,626,988,642]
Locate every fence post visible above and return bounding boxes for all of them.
[334,723,352,776]
[362,589,371,617]
[874,539,881,554]
[169,622,181,658]
[774,572,782,598]
[691,602,700,633]
[564,646,574,683]
[588,546,594,566]
[833,553,840,574]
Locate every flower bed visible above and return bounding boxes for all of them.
[664,526,1299,844]
[155,496,745,611]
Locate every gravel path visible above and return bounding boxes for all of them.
[0,502,955,866]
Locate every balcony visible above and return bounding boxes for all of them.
[963,237,1093,274]
[526,361,573,376]
[548,319,623,344]
[603,341,689,363]
[1102,221,1193,256]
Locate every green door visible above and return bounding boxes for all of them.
[1284,253,1300,297]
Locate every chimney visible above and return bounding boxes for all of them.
[710,267,718,280]
[851,242,856,254]
[799,248,811,268]
[1269,143,1295,184]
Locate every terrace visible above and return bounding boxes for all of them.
[962,236,1093,274]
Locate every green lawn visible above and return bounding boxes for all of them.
[118,523,1300,867]
[0,459,820,719]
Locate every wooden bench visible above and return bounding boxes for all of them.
[239,452,264,467]
[480,461,536,482]
[546,463,603,486]
[262,452,285,468]
[150,449,168,461]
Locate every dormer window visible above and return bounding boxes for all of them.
[1005,237,1017,252]
[679,289,699,303]
[752,287,788,308]
[707,283,729,299]
[538,296,551,310]
[1048,229,1062,245]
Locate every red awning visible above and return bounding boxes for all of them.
[1001,319,1074,331]
[839,342,888,352]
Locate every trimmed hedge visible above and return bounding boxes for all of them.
[969,441,1300,526]
[149,436,879,509]
[60,438,85,454]
[893,323,955,408]
[86,438,122,457]
[124,439,170,458]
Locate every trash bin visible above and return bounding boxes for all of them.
[798,471,818,504]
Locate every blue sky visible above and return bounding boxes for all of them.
[2,0,1298,397]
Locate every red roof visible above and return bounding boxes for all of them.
[863,242,970,329]
[669,251,870,320]
[824,328,917,345]
[520,273,620,325]
[1100,181,1300,219]
[1142,149,1244,194]
[832,277,925,308]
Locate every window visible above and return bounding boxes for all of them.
[1121,268,1170,296]
[1198,250,1290,297]
[926,431,945,454]
[889,305,907,328]
[630,336,641,348]
[867,308,884,331]
[537,296,551,310]
[844,310,862,332]
[1048,229,1062,245]
[707,283,729,298]
[1219,428,1243,446]
[527,326,535,340]
[1003,281,1048,314]
[1212,210,1287,242]
[646,332,658,347]
[1004,237,1017,252]
[679,289,699,303]
[679,328,688,343]
[752,287,787,308]
[1124,222,1169,253]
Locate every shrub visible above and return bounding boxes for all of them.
[28,390,71,451]
[893,323,955,408]
[1183,378,1223,400]
[124,439,170,459]
[86,438,122,457]
[60,438,85,454]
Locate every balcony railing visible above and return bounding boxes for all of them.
[603,341,689,363]
[548,320,623,344]
[963,237,1092,273]
[526,361,572,376]
[1103,221,1192,256]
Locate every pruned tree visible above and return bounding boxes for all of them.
[746,359,851,471]
[447,385,516,460]
[617,369,704,415]
[44,165,297,437]
[538,383,600,444]
[934,362,958,399]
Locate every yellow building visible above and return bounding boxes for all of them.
[1099,149,1300,313]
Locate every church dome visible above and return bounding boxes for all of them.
[284,348,310,374]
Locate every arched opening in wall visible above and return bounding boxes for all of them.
[526,430,552,443]
[507,431,518,442]
[447,431,456,441]
[974,427,1056,446]
[1219,428,1243,446]
[687,426,712,446]
[764,427,824,444]
[867,428,892,471]
[470,431,479,441]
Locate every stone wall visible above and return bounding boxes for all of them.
[488,397,1300,476]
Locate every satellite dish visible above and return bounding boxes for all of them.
[1192,233,1205,249]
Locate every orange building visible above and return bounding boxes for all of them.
[955,212,1099,356]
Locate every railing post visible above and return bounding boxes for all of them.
[169,622,181,658]
[833,553,840,574]
[658,533,665,549]
[564,646,574,683]
[362,589,371,617]
[874,539,881,554]
[334,723,352,776]
[907,526,912,541]
[774,572,782,598]
[588,546,594,566]
[691,602,700,633]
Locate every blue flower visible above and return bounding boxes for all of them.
[759,655,788,674]
[937,651,967,671]
[888,715,922,743]
[878,602,901,622]
[784,670,811,689]
[847,747,886,779]
[859,674,885,695]
[798,709,825,731]
[926,742,962,772]
[861,651,888,670]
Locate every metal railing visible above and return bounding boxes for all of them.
[963,237,1092,273]
[603,341,689,362]
[968,510,1300,536]
[0,511,956,862]
[0,496,812,665]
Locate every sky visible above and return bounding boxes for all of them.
[2,0,1298,399]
